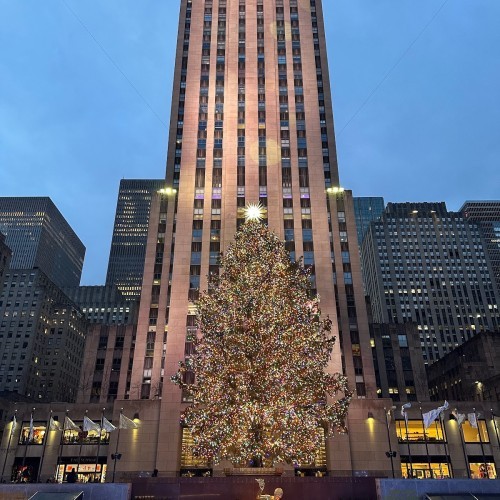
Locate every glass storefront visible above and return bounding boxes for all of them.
[56,458,107,483]
[396,420,445,442]
[462,421,490,443]
[18,422,46,445]
[469,459,496,479]
[400,458,451,479]
[62,422,111,445]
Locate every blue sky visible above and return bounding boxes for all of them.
[1,0,499,285]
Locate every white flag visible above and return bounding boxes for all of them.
[119,413,139,429]
[452,409,466,426]
[10,415,17,437]
[468,413,478,428]
[102,417,117,432]
[422,401,449,429]
[28,414,34,442]
[401,403,411,423]
[48,416,61,431]
[63,416,81,432]
[83,416,100,432]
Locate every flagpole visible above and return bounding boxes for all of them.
[77,410,88,479]
[456,414,470,479]
[112,409,123,483]
[21,408,35,478]
[492,410,500,448]
[36,408,52,482]
[1,410,17,482]
[57,410,69,483]
[474,408,488,478]
[94,408,105,483]
[440,414,451,478]
[403,415,413,478]
[384,407,395,478]
[419,405,433,478]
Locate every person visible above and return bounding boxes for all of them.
[67,469,78,483]
[273,488,283,499]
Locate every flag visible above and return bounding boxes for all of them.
[10,415,17,437]
[28,414,34,442]
[63,416,81,432]
[401,403,411,423]
[468,412,478,428]
[83,416,100,433]
[48,416,61,431]
[102,417,117,432]
[452,409,466,426]
[422,401,449,429]
[119,413,139,429]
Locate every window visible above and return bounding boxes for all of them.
[396,420,445,442]
[462,420,489,443]
[19,422,46,445]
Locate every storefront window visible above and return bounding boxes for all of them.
[469,462,496,479]
[396,420,445,442]
[61,422,111,445]
[401,461,451,479]
[18,422,46,445]
[462,421,489,443]
[56,462,107,483]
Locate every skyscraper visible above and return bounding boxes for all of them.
[353,197,385,245]
[0,197,85,288]
[106,179,166,299]
[362,202,500,364]
[461,201,500,294]
[131,0,375,475]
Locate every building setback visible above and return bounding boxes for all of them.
[362,202,500,365]
[106,179,167,299]
[427,330,500,402]
[0,269,87,402]
[461,201,500,295]
[353,197,385,245]
[0,197,85,288]
[0,232,11,286]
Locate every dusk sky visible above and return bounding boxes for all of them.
[1,0,499,285]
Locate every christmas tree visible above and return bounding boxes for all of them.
[172,215,351,466]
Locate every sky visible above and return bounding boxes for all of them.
[0,0,499,285]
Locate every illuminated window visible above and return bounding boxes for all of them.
[400,460,451,479]
[462,420,489,443]
[19,422,46,445]
[396,420,445,442]
[469,461,496,479]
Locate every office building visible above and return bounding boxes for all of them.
[427,331,500,402]
[0,269,87,402]
[362,202,500,364]
[461,201,500,294]
[353,197,385,245]
[0,232,11,285]
[105,179,167,299]
[126,0,378,477]
[0,197,85,288]
[62,285,137,325]
[370,322,429,402]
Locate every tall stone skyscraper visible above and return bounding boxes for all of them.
[133,0,375,474]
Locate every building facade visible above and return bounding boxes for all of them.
[461,201,500,295]
[427,331,500,402]
[0,232,11,290]
[0,269,87,402]
[0,197,85,288]
[106,179,167,299]
[353,197,385,245]
[128,0,376,475]
[361,202,500,364]
[370,322,430,402]
[62,285,137,325]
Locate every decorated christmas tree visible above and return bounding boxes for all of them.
[172,213,351,466]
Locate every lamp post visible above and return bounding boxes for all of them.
[384,407,396,478]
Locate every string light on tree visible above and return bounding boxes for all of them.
[172,219,351,466]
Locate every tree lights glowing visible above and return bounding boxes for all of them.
[172,220,351,466]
